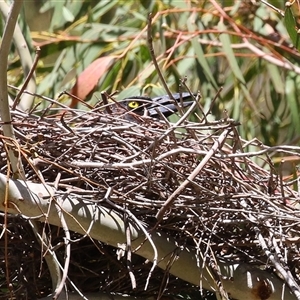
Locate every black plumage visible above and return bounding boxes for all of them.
[112,92,195,120]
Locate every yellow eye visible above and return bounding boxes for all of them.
[128,101,140,109]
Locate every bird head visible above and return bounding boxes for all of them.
[113,92,195,120]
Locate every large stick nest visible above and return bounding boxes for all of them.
[1,98,300,299]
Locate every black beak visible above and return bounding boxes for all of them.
[146,92,195,118]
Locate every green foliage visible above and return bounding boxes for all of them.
[6,0,300,148]
[285,2,300,51]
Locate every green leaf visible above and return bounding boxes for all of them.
[286,77,300,135]
[187,19,218,90]
[218,21,245,84]
[218,20,260,115]
[267,63,284,94]
[117,86,143,99]
[62,6,75,23]
[284,4,300,51]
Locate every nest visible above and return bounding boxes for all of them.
[1,100,300,299]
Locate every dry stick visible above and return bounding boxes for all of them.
[206,87,223,120]
[230,121,251,173]
[104,187,158,290]
[155,128,231,223]
[53,195,71,299]
[254,226,300,300]
[157,247,181,298]
[125,218,136,290]
[298,166,300,198]
[208,248,230,300]
[270,228,298,295]
[3,144,12,297]
[260,0,285,16]
[21,158,63,294]
[12,46,40,110]
[147,13,173,100]
[7,86,75,112]
[179,78,205,128]
[279,160,286,205]
[59,91,94,110]
[13,144,80,296]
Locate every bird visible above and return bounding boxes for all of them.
[109,92,195,121]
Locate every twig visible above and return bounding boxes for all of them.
[260,0,285,17]
[147,13,173,99]
[254,226,300,299]
[104,187,158,290]
[12,47,40,110]
[53,194,71,299]
[125,216,136,290]
[155,128,232,223]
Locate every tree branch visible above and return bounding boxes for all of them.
[0,0,24,178]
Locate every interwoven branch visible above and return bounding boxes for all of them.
[1,102,300,298]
